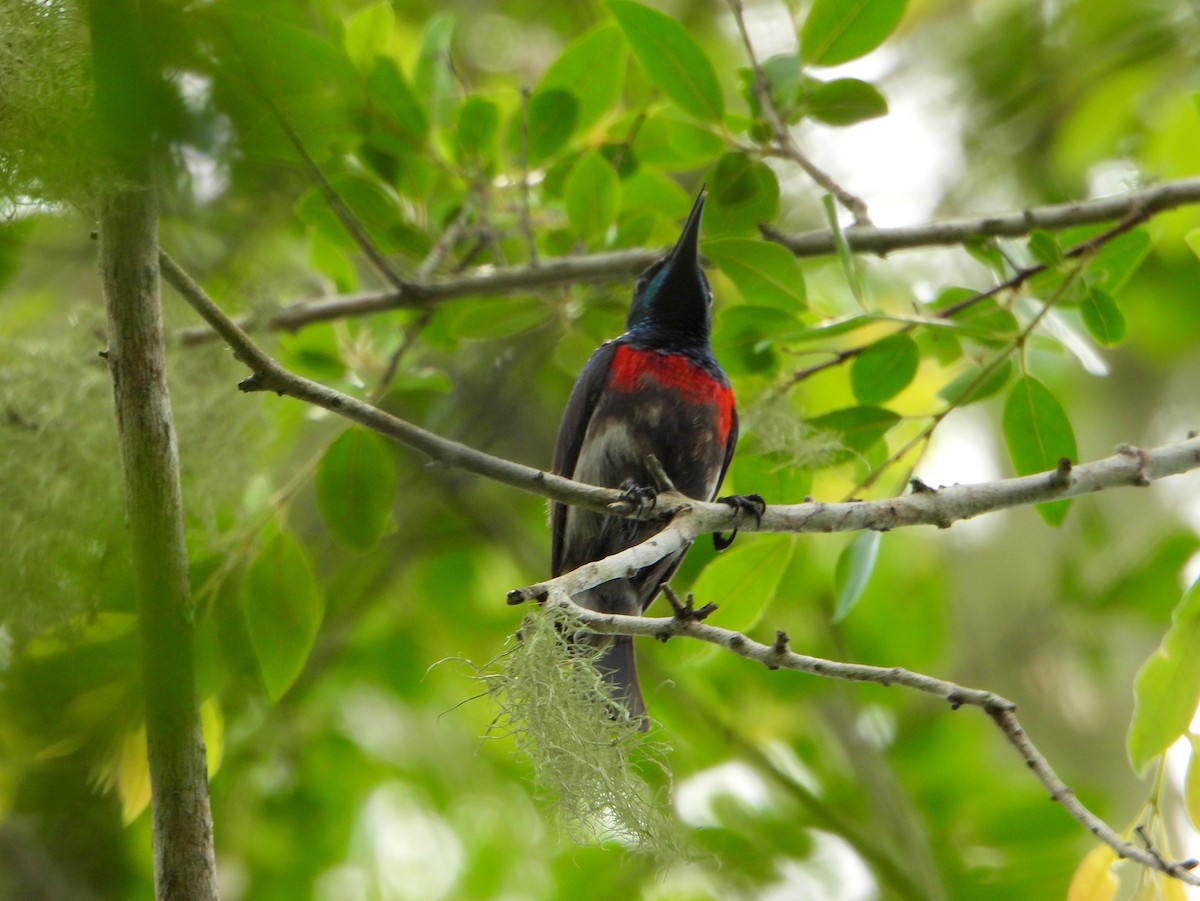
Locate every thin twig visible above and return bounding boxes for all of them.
[518,86,539,267]
[727,0,872,224]
[175,177,1200,343]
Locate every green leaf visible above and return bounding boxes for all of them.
[938,358,1013,406]
[713,305,802,375]
[522,89,578,164]
[608,0,724,122]
[1028,229,1064,266]
[315,429,397,550]
[1086,227,1151,295]
[801,0,908,67]
[706,152,780,236]
[824,195,864,304]
[1002,376,1078,525]
[833,531,882,622]
[702,238,806,309]
[1186,735,1200,832]
[633,114,725,169]
[806,78,888,125]
[243,533,324,701]
[1127,579,1200,774]
[1080,287,1125,346]
[414,15,457,130]
[455,96,500,160]
[678,537,797,665]
[367,57,428,142]
[809,406,900,463]
[343,1,393,72]
[448,296,547,339]
[538,25,626,131]
[851,333,918,404]
[565,151,621,242]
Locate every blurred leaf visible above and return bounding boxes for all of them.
[809,406,900,463]
[344,1,394,72]
[851,333,918,404]
[456,96,500,160]
[1028,229,1064,266]
[1186,735,1200,831]
[801,0,908,67]
[449,297,548,339]
[833,531,882,622]
[1066,844,1118,901]
[824,195,864,303]
[367,57,428,142]
[1086,228,1151,295]
[608,0,724,122]
[316,429,397,550]
[938,358,1013,406]
[1002,376,1077,525]
[117,725,150,825]
[201,698,224,780]
[566,151,621,242]
[633,114,725,169]
[702,238,807,309]
[1080,287,1125,346]
[538,25,626,131]
[806,78,888,125]
[522,89,578,164]
[1128,578,1200,774]
[243,533,324,701]
[414,14,457,130]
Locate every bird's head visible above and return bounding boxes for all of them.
[626,189,712,345]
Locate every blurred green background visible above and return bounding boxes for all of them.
[3,0,1200,898]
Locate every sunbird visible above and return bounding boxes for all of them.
[551,189,760,726]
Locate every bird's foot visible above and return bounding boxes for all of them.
[607,478,658,517]
[713,493,766,551]
[660,585,718,635]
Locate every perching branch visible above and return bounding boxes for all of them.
[527,589,1200,886]
[163,247,1200,544]
[176,176,1200,343]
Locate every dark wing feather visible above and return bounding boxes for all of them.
[714,403,739,500]
[550,340,619,576]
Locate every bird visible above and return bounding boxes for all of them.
[550,188,760,727]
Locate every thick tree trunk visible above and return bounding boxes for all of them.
[99,187,218,901]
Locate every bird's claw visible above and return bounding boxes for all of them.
[713,493,766,551]
[607,479,659,517]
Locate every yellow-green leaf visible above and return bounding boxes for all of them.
[343,1,393,73]
[1186,735,1200,832]
[1066,844,1118,901]
[1128,579,1200,774]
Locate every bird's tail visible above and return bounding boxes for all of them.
[596,634,648,731]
